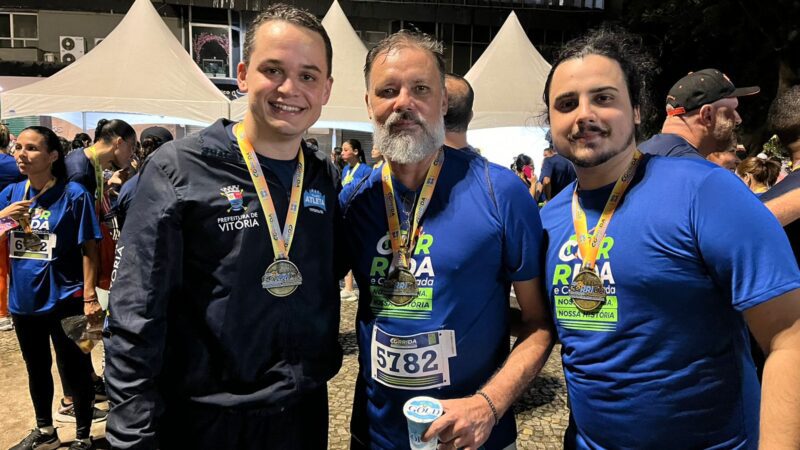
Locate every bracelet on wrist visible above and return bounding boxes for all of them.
[83,298,99,304]
[475,390,499,426]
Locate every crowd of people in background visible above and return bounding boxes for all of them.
[0,3,799,450]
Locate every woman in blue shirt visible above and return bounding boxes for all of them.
[1,126,102,450]
[341,138,372,187]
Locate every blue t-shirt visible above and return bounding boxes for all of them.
[342,162,372,187]
[540,155,800,449]
[0,153,25,191]
[539,154,576,198]
[341,149,544,449]
[639,133,706,160]
[65,148,98,199]
[0,180,102,315]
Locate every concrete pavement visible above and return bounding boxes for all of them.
[0,299,568,449]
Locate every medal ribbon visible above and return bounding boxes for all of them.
[233,122,304,261]
[23,178,56,203]
[381,149,444,268]
[572,150,642,271]
[20,178,56,234]
[343,162,360,186]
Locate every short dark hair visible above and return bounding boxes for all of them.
[364,30,445,88]
[444,73,474,133]
[243,3,332,78]
[768,85,800,147]
[543,26,656,137]
[513,153,533,172]
[94,118,136,144]
[22,126,66,180]
[72,132,91,150]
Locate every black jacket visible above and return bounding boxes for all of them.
[104,119,344,449]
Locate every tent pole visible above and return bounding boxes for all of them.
[82,112,87,132]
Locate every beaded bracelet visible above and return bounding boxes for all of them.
[475,390,499,426]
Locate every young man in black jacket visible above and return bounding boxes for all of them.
[104,4,342,449]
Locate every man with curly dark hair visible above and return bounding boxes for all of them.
[763,85,800,263]
[540,27,800,449]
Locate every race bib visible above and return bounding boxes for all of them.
[9,231,57,260]
[371,326,457,390]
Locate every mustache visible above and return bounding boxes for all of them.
[385,110,424,130]
[569,123,610,140]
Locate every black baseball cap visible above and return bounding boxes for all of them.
[666,69,759,117]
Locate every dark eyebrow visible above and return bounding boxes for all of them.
[258,59,323,74]
[553,86,619,103]
[590,86,619,94]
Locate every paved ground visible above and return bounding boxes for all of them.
[1,299,568,449]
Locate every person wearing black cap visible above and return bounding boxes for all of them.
[639,68,759,159]
[113,126,174,229]
[541,27,800,449]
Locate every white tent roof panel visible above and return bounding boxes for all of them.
[465,12,551,130]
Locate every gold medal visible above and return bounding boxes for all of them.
[262,259,303,297]
[380,150,444,307]
[569,269,606,313]
[381,266,419,306]
[570,150,642,314]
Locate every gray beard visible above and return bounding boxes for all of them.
[373,115,445,165]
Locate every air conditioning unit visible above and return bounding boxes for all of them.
[59,36,85,64]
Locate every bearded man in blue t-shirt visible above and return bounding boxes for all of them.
[539,27,800,449]
[341,30,555,450]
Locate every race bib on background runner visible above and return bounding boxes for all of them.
[371,326,457,390]
[9,231,57,260]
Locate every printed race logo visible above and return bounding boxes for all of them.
[303,189,326,214]
[551,232,619,332]
[220,185,247,213]
[30,208,51,230]
[368,232,436,320]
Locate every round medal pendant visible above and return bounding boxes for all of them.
[380,266,419,306]
[569,269,606,313]
[22,233,42,249]
[262,259,303,297]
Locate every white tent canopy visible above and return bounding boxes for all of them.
[230,0,371,131]
[465,11,551,130]
[1,0,230,125]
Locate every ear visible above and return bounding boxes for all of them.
[365,92,373,120]
[633,105,641,125]
[699,104,714,126]
[440,87,448,116]
[236,62,249,93]
[320,76,333,106]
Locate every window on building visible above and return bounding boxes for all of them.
[0,12,38,48]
